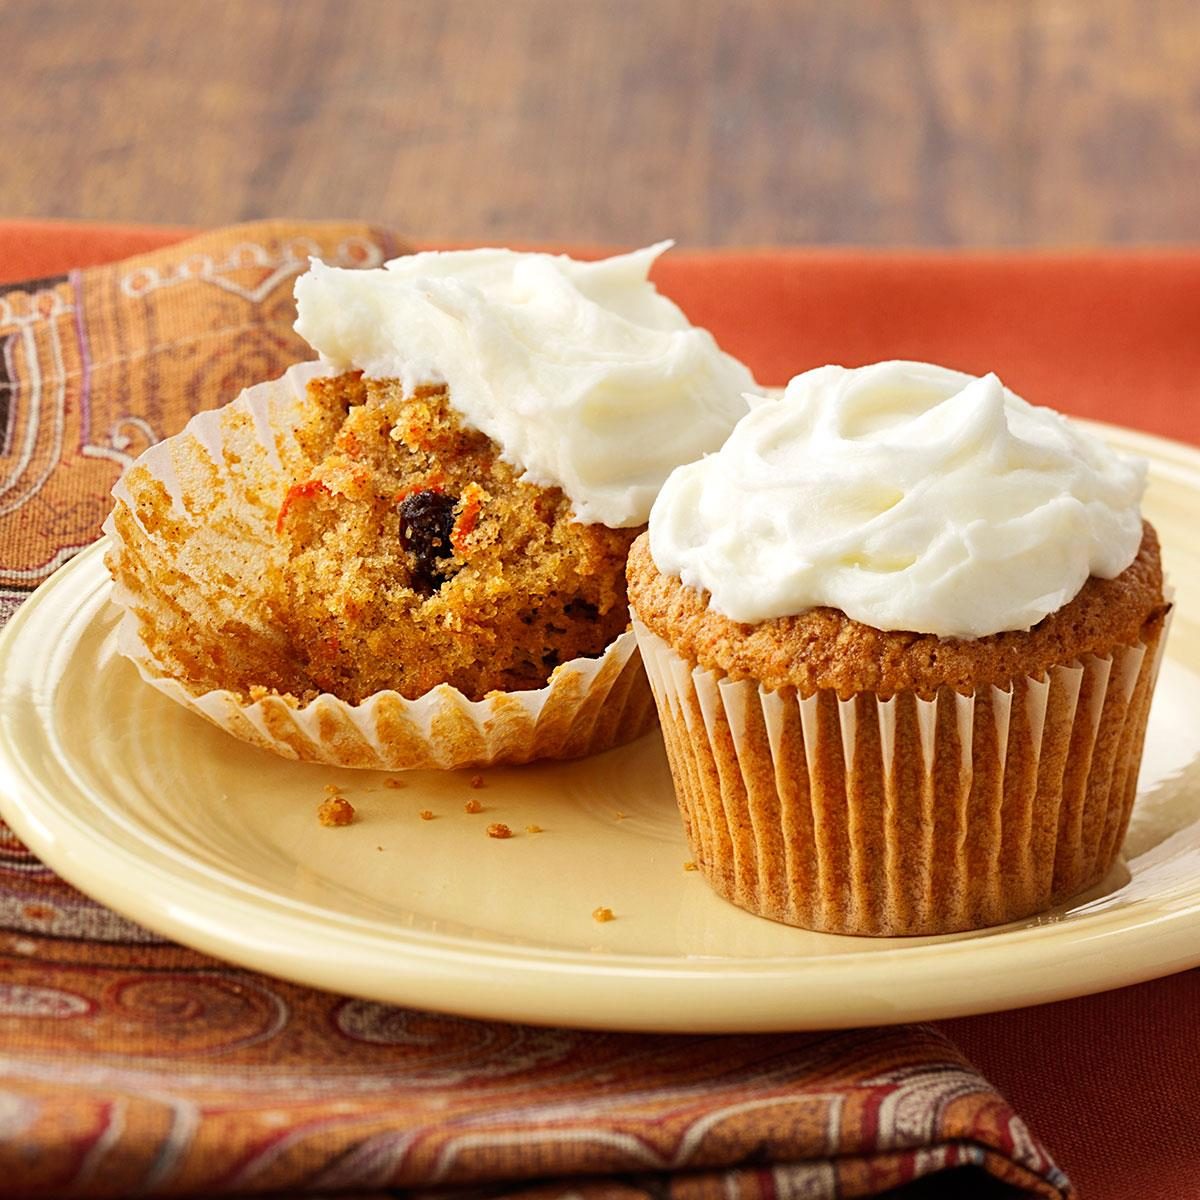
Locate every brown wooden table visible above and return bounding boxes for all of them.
[3,0,1198,247]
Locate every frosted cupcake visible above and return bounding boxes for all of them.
[628,361,1170,935]
[105,243,755,769]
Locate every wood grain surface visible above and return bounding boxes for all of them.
[3,0,1199,246]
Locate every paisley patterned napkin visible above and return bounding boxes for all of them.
[0,221,1069,1199]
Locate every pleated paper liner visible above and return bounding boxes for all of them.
[103,363,656,770]
[632,610,1170,936]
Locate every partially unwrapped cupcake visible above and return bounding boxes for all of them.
[105,243,756,769]
[628,360,1171,936]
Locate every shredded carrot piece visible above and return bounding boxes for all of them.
[276,479,329,532]
[451,483,487,553]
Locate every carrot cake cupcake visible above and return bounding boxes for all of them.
[628,360,1170,935]
[105,243,756,769]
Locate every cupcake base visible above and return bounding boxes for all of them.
[633,612,1169,936]
[103,363,658,770]
[112,609,656,770]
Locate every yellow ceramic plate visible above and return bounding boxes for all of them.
[1,420,1199,1034]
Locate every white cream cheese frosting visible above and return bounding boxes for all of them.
[649,360,1147,639]
[293,242,756,527]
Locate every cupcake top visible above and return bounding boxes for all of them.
[649,361,1147,639]
[293,242,755,527]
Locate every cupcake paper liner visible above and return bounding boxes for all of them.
[103,363,656,770]
[632,610,1170,936]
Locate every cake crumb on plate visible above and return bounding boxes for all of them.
[318,795,355,827]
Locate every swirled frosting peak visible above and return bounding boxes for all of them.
[649,361,1147,638]
[293,243,755,526]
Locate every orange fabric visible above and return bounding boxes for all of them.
[0,219,190,281]
[668,248,1200,447]
[3,220,1199,1199]
[5,222,1196,445]
[946,972,1200,1200]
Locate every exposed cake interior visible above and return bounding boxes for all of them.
[266,372,638,702]
[107,370,639,706]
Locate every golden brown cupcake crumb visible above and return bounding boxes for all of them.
[323,783,342,795]
[102,367,661,772]
[592,906,615,923]
[264,375,639,703]
[464,798,483,814]
[317,795,355,827]
[418,809,434,821]
[469,774,485,789]
[525,824,543,834]
[487,823,513,839]
[683,861,698,872]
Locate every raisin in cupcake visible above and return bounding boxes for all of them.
[105,243,756,769]
[628,361,1170,936]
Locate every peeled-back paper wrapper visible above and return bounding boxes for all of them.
[632,611,1170,936]
[103,362,657,770]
